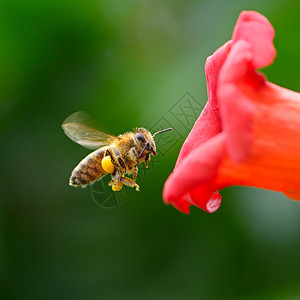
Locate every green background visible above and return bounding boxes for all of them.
[1,0,300,299]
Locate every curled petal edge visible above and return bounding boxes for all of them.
[232,11,276,69]
[219,41,257,163]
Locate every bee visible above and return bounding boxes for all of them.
[62,112,172,192]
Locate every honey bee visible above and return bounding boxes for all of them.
[62,112,172,192]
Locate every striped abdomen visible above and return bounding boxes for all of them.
[70,148,106,187]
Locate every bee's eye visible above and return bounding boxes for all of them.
[135,133,145,142]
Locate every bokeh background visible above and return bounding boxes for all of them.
[1,0,300,299]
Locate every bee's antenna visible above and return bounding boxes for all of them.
[153,128,173,138]
[137,142,148,159]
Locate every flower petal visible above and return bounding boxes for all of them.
[163,133,225,204]
[232,11,276,69]
[218,41,256,162]
[175,102,222,167]
[205,40,232,105]
[187,187,222,213]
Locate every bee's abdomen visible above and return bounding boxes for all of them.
[70,149,106,187]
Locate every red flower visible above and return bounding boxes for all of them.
[163,11,300,214]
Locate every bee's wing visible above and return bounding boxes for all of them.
[62,112,117,150]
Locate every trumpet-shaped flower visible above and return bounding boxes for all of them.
[163,11,300,214]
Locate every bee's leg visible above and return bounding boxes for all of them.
[133,166,138,181]
[121,176,140,191]
[131,147,139,165]
[108,169,121,186]
[144,154,150,168]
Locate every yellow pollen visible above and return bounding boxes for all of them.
[101,155,115,173]
[112,181,123,191]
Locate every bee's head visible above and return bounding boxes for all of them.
[134,128,156,157]
[134,127,173,159]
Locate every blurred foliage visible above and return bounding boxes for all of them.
[1,0,300,299]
